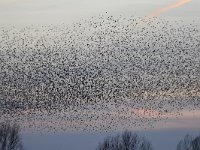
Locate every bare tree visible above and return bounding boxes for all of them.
[96,131,153,150]
[191,135,200,150]
[177,134,200,150]
[0,123,24,150]
[177,134,193,150]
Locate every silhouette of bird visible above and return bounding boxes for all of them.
[0,14,200,133]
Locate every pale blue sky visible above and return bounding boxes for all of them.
[20,110,200,150]
[23,128,200,150]
[0,0,200,25]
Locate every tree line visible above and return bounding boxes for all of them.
[0,123,199,150]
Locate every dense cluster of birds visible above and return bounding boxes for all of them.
[0,14,200,132]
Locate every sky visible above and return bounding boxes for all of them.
[19,109,200,150]
[0,0,200,25]
[23,128,200,150]
[21,110,200,150]
[1,0,200,150]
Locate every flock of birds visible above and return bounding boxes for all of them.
[0,14,200,132]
